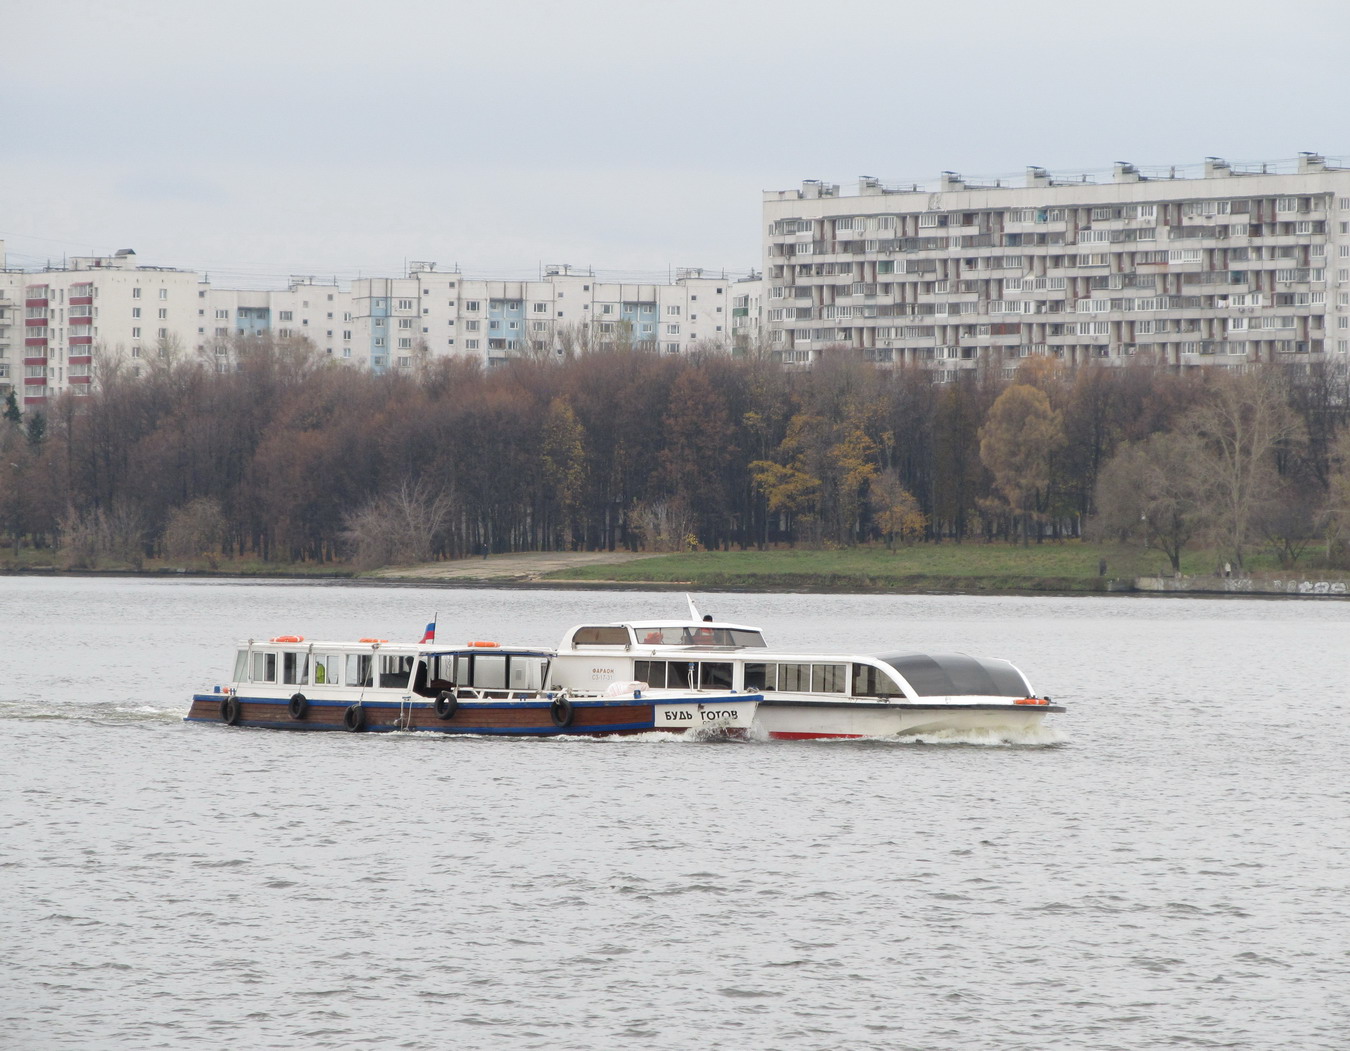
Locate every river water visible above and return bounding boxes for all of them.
[1,577,1347,1050]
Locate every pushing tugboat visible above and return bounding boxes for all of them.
[185,629,758,737]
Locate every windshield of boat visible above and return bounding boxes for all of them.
[633,626,766,648]
[879,653,1029,698]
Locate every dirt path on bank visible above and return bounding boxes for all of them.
[368,550,663,583]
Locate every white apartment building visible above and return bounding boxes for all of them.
[0,255,742,408]
[349,264,736,370]
[763,153,1350,375]
[0,249,201,408]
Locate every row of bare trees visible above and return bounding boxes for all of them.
[4,339,1350,569]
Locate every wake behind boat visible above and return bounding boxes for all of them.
[185,635,758,737]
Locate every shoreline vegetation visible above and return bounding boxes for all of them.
[5,542,1348,596]
[6,350,1350,588]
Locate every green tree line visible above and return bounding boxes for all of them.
[4,340,1350,570]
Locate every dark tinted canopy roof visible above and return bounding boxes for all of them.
[879,653,1030,698]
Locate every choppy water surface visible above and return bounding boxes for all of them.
[2,577,1348,1050]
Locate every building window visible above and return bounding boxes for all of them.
[278,311,293,321]
[667,305,681,316]
[132,307,141,318]
[533,302,547,312]
[465,339,479,349]
[465,300,480,311]
[397,299,414,310]
[159,288,168,299]
[157,308,167,319]
[666,324,680,335]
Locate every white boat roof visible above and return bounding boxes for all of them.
[237,638,552,655]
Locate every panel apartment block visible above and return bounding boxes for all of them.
[762,154,1350,376]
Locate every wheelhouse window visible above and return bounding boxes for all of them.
[233,649,249,682]
[634,626,765,647]
[571,626,630,646]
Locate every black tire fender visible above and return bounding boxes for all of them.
[343,703,365,732]
[550,694,573,728]
[433,690,458,720]
[220,696,242,726]
[288,693,308,720]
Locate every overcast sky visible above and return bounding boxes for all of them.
[3,0,1347,288]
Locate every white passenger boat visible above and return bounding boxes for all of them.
[549,611,1061,739]
[186,635,758,736]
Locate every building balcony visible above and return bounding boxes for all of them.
[25,298,48,308]
[24,356,48,366]
[70,375,92,385]
[24,338,47,347]
[70,315,93,326]
[70,296,93,306]
[70,335,93,346]
[25,317,48,326]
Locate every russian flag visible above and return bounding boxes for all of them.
[420,617,437,644]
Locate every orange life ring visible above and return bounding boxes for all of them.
[467,640,500,648]
[1014,698,1050,706]
[270,635,304,643]
[358,637,388,643]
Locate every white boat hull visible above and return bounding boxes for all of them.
[751,698,1062,739]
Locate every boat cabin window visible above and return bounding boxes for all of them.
[813,664,846,693]
[420,653,550,694]
[852,663,903,698]
[571,626,631,647]
[701,662,733,689]
[473,654,507,690]
[311,654,340,685]
[282,651,308,686]
[233,649,248,682]
[252,651,276,683]
[379,654,413,689]
[744,662,776,691]
[633,659,732,690]
[634,659,667,688]
[346,653,374,688]
[774,662,847,693]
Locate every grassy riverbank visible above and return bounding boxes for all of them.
[539,542,1318,592]
[5,541,1344,594]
